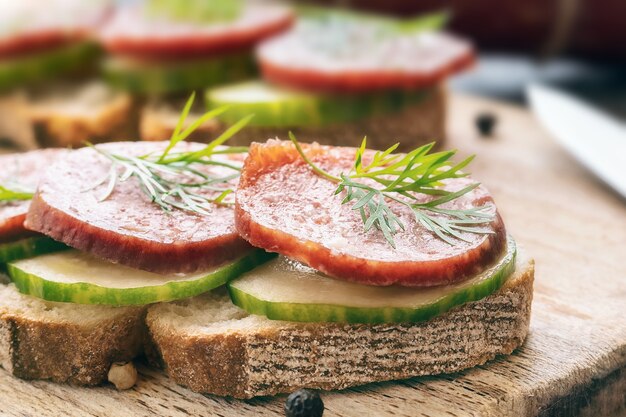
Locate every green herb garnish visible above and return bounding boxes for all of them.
[0,185,34,202]
[289,133,494,248]
[88,93,252,214]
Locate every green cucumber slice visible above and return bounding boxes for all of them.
[228,238,517,324]
[0,237,68,263]
[8,249,275,306]
[205,81,427,127]
[0,42,99,92]
[103,53,256,94]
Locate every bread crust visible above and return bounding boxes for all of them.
[23,83,139,148]
[30,95,138,148]
[148,256,534,398]
[0,296,146,386]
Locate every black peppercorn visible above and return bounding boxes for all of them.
[284,389,324,417]
[476,112,497,137]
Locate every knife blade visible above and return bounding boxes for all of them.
[528,84,626,199]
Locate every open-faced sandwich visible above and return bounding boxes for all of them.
[0,147,147,385]
[145,136,534,398]
[0,98,533,399]
[0,0,109,93]
[0,98,270,384]
[0,0,112,149]
[205,9,474,150]
[99,0,293,95]
[105,0,294,143]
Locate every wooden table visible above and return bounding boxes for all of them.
[0,95,625,416]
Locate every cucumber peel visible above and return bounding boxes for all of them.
[0,237,68,264]
[103,53,256,94]
[8,249,275,306]
[205,81,427,127]
[0,42,99,92]
[228,238,517,324]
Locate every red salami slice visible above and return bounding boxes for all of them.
[99,4,294,59]
[0,149,66,242]
[257,20,475,93]
[235,140,506,287]
[0,31,85,58]
[26,142,251,274]
[0,1,110,58]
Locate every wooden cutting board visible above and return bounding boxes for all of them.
[0,94,624,417]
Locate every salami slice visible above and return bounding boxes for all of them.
[26,142,252,274]
[235,140,507,287]
[0,149,66,242]
[0,0,110,58]
[99,3,294,59]
[257,19,475,93]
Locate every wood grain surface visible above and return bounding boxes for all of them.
[0,94,624,417]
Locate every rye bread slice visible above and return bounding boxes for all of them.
[0,279,145,386]
[25,141,252,274]
[25,81,139,148]
[146,253,534,399]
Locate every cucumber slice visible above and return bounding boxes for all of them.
[8,249,275,306]
[0,42,99,92]
[229,238,517,324]
[0,237,68,263]
[205,81,427,126]
[103,53,256,94]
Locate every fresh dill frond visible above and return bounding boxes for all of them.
[0,184,34,202]
[289,133,494,247]
[87,93,252,214]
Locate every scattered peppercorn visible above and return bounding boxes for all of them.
[284,389,324,417]
[108,361,138,390]
[476,112,497,137]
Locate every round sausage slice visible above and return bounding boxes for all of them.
[235,140,507,287]
[99,3,294,59]
[0,149,66,242]
[257,19,474,93]
[26,142,252,274]
[0,0,109,58]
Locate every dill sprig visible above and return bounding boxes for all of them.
[0,184,34,202]
[87,93,252,214]
[289,133,494,248]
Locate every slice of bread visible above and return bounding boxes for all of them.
[23,81,139,148]
[0,92,37,150]
[139,86,446,151]
[147,252,534,399]
[0,279,145,386]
